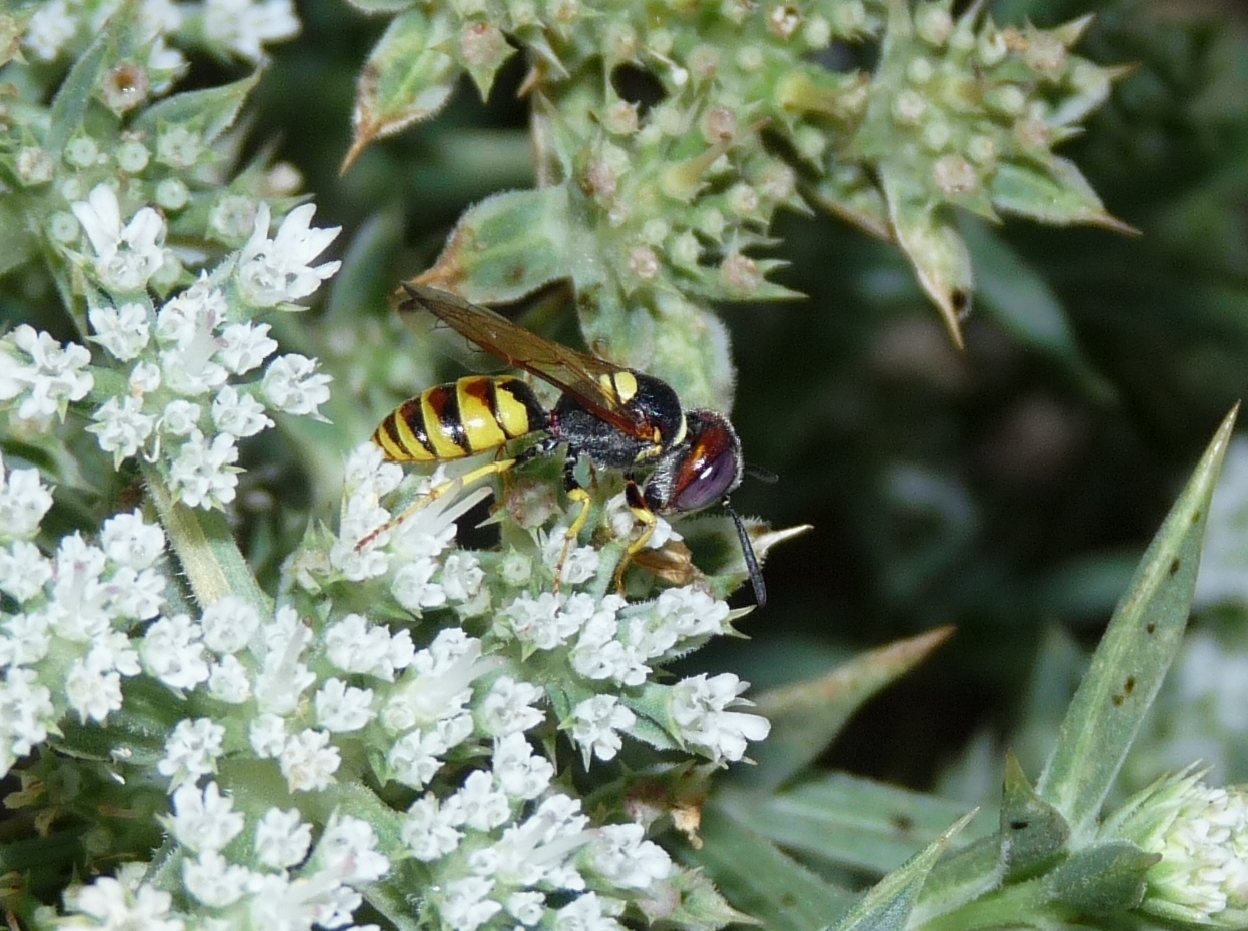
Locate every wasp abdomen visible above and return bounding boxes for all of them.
[373,376,544,462]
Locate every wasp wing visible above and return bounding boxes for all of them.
[399,283,649,438]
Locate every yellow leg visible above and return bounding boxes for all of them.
[612,500,658,594]
[356,458,517,550]
[552,487,593,591]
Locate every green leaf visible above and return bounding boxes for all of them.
[325,209,405,321]
[47,11,117,151]
[960,218,1111,399]
[343,7,460,170]
[990,159,1137,234]
[1036,406,1239,841]
[998,754,1069,881]
[878,169,972,349]
[0,196,36,279]
[417,186,577,305]
[133,72,260,147]
[1039,842,1155,915]
[685,801,855,931]
[737,627,955,791]
[640,868,756,930]
[830,810,978,931]
[720,773,991,874]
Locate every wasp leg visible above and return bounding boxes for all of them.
[551,449,595,591]
[612,480,659,593]
[356,457,519,551]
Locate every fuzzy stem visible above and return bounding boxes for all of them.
[142,462,270,613]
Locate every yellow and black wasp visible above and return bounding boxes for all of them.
[367,283,767,605]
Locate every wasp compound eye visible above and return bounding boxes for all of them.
[669,411,744,513]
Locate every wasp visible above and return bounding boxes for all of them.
[367,283,767,606]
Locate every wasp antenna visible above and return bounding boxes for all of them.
[745,463,779,484]
[725,503,767,608]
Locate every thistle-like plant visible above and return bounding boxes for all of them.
[2,1,1246,931]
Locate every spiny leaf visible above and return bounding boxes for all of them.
[1036,406,1239,842]
[737,626,955,791]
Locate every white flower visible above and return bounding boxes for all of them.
[167,781,245,852]
[279,728,340,792]
[444,770,511,832]
[543,529,600,585]
[392,557,447,614]
[255,807,313,870]
[387,728,451,789]
[553,892,624,931]
[199,595,261,654]
[24,0,77,61]
[203,0,300,63]
[207,656,251,703]
[670,673,770,764]
[314,813,390,883]
[502,592,582,650]
[183,850,251,907]
[168,431,239,509]
[159,399,203,437]
[101,510,166,570]
[249,713,288,758]
[89,302,151,361]
[155,277,228,349]
[237,202,340,306]
[585,823,671,890]
[440,876,502,931]
[158,717,226,786]
[402,794,463,861]
[0,459,54,541]
[441,551,485,602]
[211,385,274,438]
[324,614,414,681]
[0,541,52,603]
[89,395,156,466]
[261,353,332,416]
[478,676,545,737]
[0,668,55,765]
[217,322,277,374]
[141,614,210,690]
[71,185,166,292]
[1103,771,1248,926]
[0,326,93,425]
[569,694,636,766]
[65,659,123,722]
[492,732,554,801]
[315,679,376,732]
[64,867,182,931]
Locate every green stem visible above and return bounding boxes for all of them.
[142,462,271,613]
[916,878,1053,931]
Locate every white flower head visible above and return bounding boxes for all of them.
[167,781,245,852]
[255,807,313,869]
[0,459,54,542]
[0,326,93,426]
[669,672,770,764]
[237,202,340,306]
[71,185,167,293]
[261,353,332,417]
[570,694,636,767]
[158,717,226,787]
[89,301,151,361]
[167,431,240,510]
[203,0,301,63]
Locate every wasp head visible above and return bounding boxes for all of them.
[643,410,743,515]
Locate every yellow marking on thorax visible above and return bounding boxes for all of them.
[671,413,687,446]
[494,378,535,438]
[455,377,507,450]
[612,371,638,404]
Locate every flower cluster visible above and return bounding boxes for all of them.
[348,0,1125,371]
[24,0,298,69]
[1102,769,1248,928]
[0,184,337,509]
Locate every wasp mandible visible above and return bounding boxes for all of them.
[367,284,767,606]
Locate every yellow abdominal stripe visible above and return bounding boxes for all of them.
[493,378,536,438]
[456,378,507,448]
